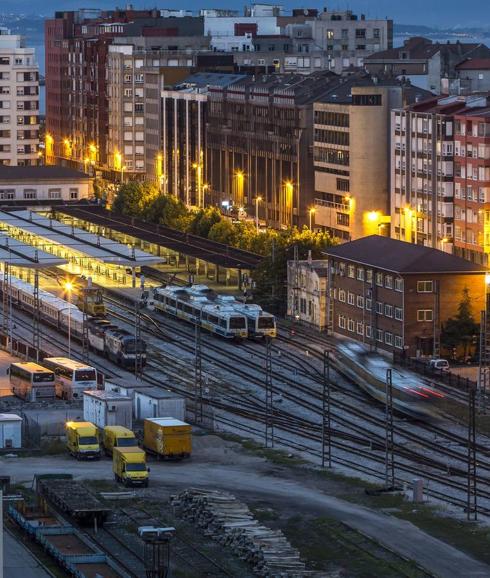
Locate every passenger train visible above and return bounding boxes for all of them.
[87,318,146,368]
[0,275,147,368]
[152,285,249,339]
[335,341,444,419]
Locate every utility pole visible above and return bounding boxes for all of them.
[264,336,274,447]
[82,287,89,363]
[322,350,332,468]
[194,314,203,423]
[134,301,142,380]
[33,268,40,360]
[385,368,395,488]
[467,385,478,520]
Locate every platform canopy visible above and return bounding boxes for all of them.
[0,210,163,267]
[0,230,68,269]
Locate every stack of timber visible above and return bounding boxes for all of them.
[171,488,309,577]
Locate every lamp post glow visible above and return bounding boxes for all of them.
[255,196,262,233]
[64,281,73,358]
[309,207,316,231]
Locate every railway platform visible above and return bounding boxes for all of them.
[3,530,52,578]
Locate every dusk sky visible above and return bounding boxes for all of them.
[4,0,490,27]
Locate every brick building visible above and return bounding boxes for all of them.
[324,235,486,357]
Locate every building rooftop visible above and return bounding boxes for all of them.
[402,94,490,116]
[135,387,184,399]
[456,58,490,71]
[83,390,130,401]
[0,166,90,181]
[323,235,488,274]
[173,72,248,91]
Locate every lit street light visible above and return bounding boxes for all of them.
[64,280,73,358]
[255,196,262,233]
[309,207,316,231]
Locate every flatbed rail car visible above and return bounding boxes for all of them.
[335,341,445,419]
[36,477,111,526]
[153,284,248,339]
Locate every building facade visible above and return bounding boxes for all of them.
[324,235,486,357]
[0,28,39,167]
[206,71,344,228]
[286,259,328,330]
[0,166,92,204]
[313,78,431,241]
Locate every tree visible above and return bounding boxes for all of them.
[112,181,160,217]
[208,219,239,245]
[144,194,190,229]
[188,207,222,237]
[441,287,480,359]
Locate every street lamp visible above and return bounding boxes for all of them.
[255,196,262,233]
[64,280,73,358]
[309,207,316,231]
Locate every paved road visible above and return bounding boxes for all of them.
[3,530,52,578]
[3,455,490,578]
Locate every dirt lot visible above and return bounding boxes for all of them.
[3,432,490,578]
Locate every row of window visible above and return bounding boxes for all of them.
[338,315,403,348]
[0,188,79,200]
[336,289,404,320]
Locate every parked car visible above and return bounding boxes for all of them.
[428,359,450,372]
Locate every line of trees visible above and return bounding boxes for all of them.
[110,181,337,313]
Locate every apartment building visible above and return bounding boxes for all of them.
[453,106,490,263]
[324,235,486,357]
[313,76,431,240]
[0,28,39,167]
[365,37,490,94]
[391,94,490,258]
[206,71,345,228]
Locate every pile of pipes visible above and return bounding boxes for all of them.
[171,488,309,577]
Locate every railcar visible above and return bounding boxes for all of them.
[335,341,444,419]
[153,285,248,339]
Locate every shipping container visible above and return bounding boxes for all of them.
[135,387,186,421]
[0,413,22,449]
[143,417,191,459]
[83,390,132,430]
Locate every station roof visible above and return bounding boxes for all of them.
[0,210,163,267]
[0,231,68,269]
[56,205,263,270]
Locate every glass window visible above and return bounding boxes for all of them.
[347,292,355,305]
[365,325,372,338]
[338,289,346,303]
[357,268,364,281]
[394,335,403,349]
[375,272,383,286]
[385,275,393,289]
[347,264,355,278]
[417,280,433,293]
[356,295,364,308]
[394,307,403,321]
[385,332,393,346]
[376,329,383,342]
[376,301,383,314]
[347,319,355,332]
[417,309,433,322]
[338,314,346,329]
[394,278,403,292]
[384,304,393,318]
[365,298,372,311]
[356,321,364,335]
[366,269,373,283]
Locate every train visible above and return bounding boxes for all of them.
[87,318,146,368]
[0,275,146,368]
[335,341,444,419]
[152,284,276,340]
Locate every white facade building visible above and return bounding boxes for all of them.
[83,390,133,430]
[0,166,92,203]
[0,28,40,167]
[0,413,22,449]
[287,259,329,330]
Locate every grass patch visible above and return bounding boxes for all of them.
[283,514,428,578]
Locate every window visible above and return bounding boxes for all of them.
[375,272,383,286]
[366,269,373,283]
[23,189,36,199]
[338,314,346,329]
[48,188,61,199]
[376,301,383,314]
[394,307,403,321]
[417,280,433,293]
[384,304,393,318]
[347,292,355,305]
[347,319,355,332]
[365,298,372,311]
[357,268,364,281]
[394,278,403,292]
[69,188,79,200]
[347,264,355,278]
[376,329,383,342]
[0,189,14,200]
[385,332,393,346]
[385,275,393,289]
[356,321,364,335]
[394,335,403,349]
[417,309,433,322]
[338,289,346,303]
[365,325,372,338]
[356,295,364,309]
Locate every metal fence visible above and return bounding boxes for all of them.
[393,351,477,391]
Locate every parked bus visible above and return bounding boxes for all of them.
[42,357,97,400]
[8,362,55,401]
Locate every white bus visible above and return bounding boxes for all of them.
[9,362,56,401]
[42,357,97,401]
